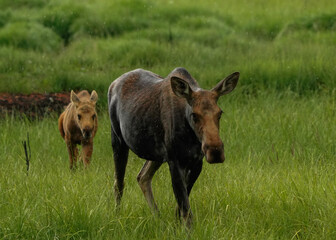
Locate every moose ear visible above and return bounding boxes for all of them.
[90,90,98,103]
[212,72,239,97]
[171,76,193,100]
[70,90,80,104]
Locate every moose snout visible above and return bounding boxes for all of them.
[202,142,225,164]
[82,127,93,139]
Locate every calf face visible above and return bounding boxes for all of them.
[171,72,239,164]
[70,90,98,140]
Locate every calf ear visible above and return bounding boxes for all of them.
[70,90,80,104]
[212,72,239,97]
[90,90,98,103]
[171,76,193,101]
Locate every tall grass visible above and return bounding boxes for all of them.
[0,93,335,239]
[1,0,336,239]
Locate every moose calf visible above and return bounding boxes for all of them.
[58,90,98,169]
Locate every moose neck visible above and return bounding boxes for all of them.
[183,104,202,145]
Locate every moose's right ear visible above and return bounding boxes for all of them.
[212,72,239,97]
[70,90,80,104]
[171,76,193,101]
[90,90,98,103]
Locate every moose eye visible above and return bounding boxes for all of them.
[77,114,81,120]
[92,114,96,120]
[191,113,200,123]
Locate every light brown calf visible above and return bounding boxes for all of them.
[58,90,98,169]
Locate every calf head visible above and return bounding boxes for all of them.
[70,90,98,140]
[171,72,239,164]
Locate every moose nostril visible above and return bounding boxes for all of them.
[206,147,225,164]
[83,129,92,138]
[202,144,209,154]
[202,141,225,163]
[202,142,223,153]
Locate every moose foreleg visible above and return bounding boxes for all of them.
[186,160,203,196]
[82,141,93,168]
[168,161,192,228]
[66,141,78,170]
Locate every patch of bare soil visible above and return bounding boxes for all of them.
[0,92,70,119]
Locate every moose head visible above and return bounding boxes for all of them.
[70,90,98,140]
[171,72,239,163]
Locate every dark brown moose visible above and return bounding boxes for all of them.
[108,68,239,227]
[58,90,98,169]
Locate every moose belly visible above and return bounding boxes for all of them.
[120,122,166,162]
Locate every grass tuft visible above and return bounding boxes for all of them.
[40,2,85,45]
[0,21,62,52]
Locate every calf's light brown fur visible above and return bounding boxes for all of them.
[58,90,98,169]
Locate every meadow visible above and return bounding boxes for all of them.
[0,0,336,239]
[1,93,336,239]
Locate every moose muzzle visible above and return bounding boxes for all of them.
[82,127,93,139]
[202,142,225,164]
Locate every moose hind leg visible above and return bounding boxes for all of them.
[111,130,129,207]
[137,160,162,213]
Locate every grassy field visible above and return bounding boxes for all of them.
[1,0,336,239]
[1,93,336,239]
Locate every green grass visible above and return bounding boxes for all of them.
[0,0,335,107]
[1,0,336,239]
[1,93,336,239]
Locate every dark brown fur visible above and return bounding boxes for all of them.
[108,68,239,227]
[58,90,98,169]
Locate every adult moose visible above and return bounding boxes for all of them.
[108,68,239,227]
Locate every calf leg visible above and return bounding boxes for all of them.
[168,161,192,228]
[66,141,78,170]
[111,130,129,207]
[82,140,93,168]
[137,160,162,213]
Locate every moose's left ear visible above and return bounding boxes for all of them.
[71,90,80,104]
[90,90,98,103]
[212,72,239,97]
[171,76,193,102]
